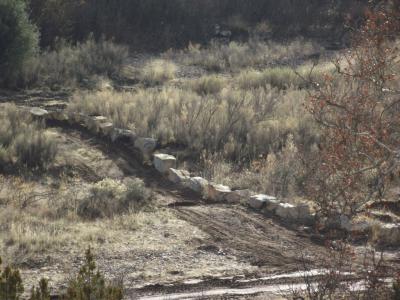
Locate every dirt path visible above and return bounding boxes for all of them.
[43,121,329,299]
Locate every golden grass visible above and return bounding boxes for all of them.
[140,59,178,85]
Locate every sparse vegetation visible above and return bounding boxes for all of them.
[0,104,57,171]
[78,178,152,219]
[18,37,129,89]
[0,256,24,300]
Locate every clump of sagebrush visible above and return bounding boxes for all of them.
[63,247,123,300]
[139,59,177,85]
[189,75,225,95]
[29,278,50,300]
[0,104,57,171]
[68,85,318,163]
[78,178,152,219]
[0,256,24,300]
[18,36,129,89]
[176,38,321,72]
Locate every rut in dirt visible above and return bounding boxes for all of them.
[49,119,328,275]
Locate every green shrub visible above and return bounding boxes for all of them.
[0,256,24,300]
[63,248,123,300]
[0,104,57,171]
[78,178,151,219]
[29,279,50,300]
[0,0,38,87]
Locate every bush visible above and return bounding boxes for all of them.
[0,0,38,87]
[139,59,177,85]
[29,279,50,300]
[78,178,151,219]
[63,248,123,300]
[0,104,57,171]
[18,37,129,89]
[0,256,24,300]
[189,75,225,95]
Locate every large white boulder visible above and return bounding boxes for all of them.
[208,183,231,201]
[184,177,209,195]
[153,153,177,174]
[134,137,157,158]
[30,107,49,118]
[226,189,253,204]
[167,168,190,184]
[249,194,278,210]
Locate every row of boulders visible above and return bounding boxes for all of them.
[31,107,400,245]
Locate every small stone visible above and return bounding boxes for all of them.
[111,128,136,143]
[207,183,231,201]
[153,153,177,174]
[249,194,277,210]
[167,168,190,184]
[30,107,49,118]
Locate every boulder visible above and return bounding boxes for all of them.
[85,115,108,131]
[326,214,352,231]
[351,220,373,234]
[275,203,297,219]
[153,153,177,174]
[30,107,49,118]
[374,223,400,246]
[99,122,114,136]
[274,203,313,223]
[249,194,278,210]
[207,183,231,201]
[226,189,252,204]
[167,168,190,184]
[134,137,157,158]
[111,128,136,143]
[184,177,209,195]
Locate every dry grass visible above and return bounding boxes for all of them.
[18,37,129,89]
[173,38,322,72]
[68,85,318,162]
[139,59,178,85]
[0,104,57,171]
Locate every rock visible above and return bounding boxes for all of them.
[85,116,108,132]
[351,220,373,234]
[374,223,400,246]
[184,177,209,194]
[275,203,313,223]
[275,203,297,219]
[153,153,177,174]
[134,137,157,158]
[249,194,278,210]
[207,183,231,201]
[326,214,352,231]
[226,189,252,204]
[30,107,49,118]
[167,168,190,184]
[99,122,114,136]
[111,128,136,143]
